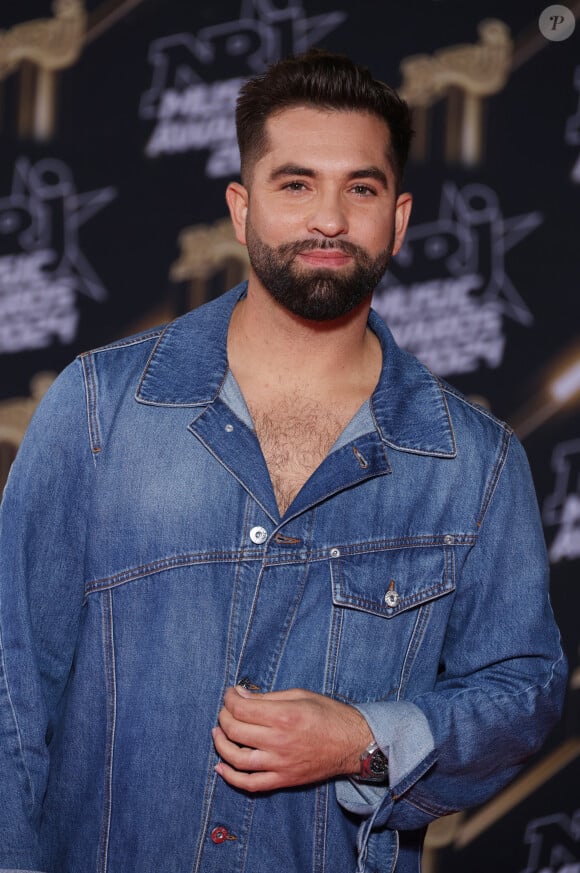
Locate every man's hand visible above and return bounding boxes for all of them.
[212,686,373,792]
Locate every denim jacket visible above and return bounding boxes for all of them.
[0,284,566,873]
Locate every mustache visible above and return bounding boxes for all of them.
[277,238,368,259]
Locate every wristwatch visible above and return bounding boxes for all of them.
[356,741,389,783]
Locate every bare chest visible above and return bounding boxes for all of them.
[247,396,353,516]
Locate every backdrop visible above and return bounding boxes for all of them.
[0,2,579,870]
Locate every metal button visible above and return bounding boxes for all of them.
[384,590,400,608]
[211,825,236,844]
[225,424,234,433]
[238,676,260,691]
[443,535,454,545]
[250,525,268,544]
[330,548,340,558]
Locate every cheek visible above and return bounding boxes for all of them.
[358,216,394,256]
[249,204,302,245]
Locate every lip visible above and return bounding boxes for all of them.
[297,250,352,268]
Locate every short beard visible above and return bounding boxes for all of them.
[245,223,393,321]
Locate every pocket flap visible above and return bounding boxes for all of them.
[331,545,455,618]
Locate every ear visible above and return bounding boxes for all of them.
[226,182,249,246]
[392,192,413,256]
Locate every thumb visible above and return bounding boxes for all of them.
[259,687,309,701]
[234,683,263,699]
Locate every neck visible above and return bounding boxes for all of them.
[227,276,381,396]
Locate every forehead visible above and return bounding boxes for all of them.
[257,106,393,175]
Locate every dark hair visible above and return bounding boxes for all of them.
[235,49,413,191]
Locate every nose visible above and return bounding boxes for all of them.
[306,190,348,238]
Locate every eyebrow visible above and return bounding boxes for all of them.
[350,167,389,189]
[268,164,389,189]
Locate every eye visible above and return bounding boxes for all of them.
[282,180,308,192]
[350,184,377,197]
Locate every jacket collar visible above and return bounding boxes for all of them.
[136,282,456,458]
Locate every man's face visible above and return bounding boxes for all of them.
[227,106,412,321]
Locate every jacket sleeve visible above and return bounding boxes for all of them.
[0,360,92,870]
[336,431,567,831]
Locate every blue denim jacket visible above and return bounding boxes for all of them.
[0,284,566,873]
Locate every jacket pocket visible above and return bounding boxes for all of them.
[328,543,455,703]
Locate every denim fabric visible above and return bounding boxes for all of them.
[0,283,566,873]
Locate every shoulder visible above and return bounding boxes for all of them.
[438,377,512,449]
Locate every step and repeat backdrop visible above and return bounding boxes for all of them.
[0,1,579,870]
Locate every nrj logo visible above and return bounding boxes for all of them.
[543,439,580,563]
[372,182,542,377]
[0,157,116,354]
[521,810,580,873]
[139,0,347,176]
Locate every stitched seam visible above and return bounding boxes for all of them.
[320,535,476,554]
[434,373,457,455]
[390,830,400,873]
[325,565,344,697]
[238,798,257,873]
[441,382,511,430]
[80,353,101,454]
[87,330,163,354]
[313,782,328,873]
[84,551,267,596]
[137,397,209,408]
[477,427,512,527]
[84,538,474,597]
[337,580,454,613]
[380,441,455,458]
[397,602,433,698]
[398,792,453,818]
[97,591,116,873]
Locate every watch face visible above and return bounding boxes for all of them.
[370,749,388,775]
[370,751,388,774]
[359,745,389,782]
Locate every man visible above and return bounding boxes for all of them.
[0,50,566,873]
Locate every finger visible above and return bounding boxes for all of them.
[223,687,280,727]
[225,686,312,710]
[217,707,273,749]
[254,688,312,701]
[214,760,284,793]
[232,685,264,700]
[212,726,269,772]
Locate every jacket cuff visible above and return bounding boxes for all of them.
[335,700,436,817]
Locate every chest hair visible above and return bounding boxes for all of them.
[248,394,351,516]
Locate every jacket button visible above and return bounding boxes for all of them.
[384,590,400,608]
[211,825,236,844]
[238,676,260,691]
[250,526,268,544]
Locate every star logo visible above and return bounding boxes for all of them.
[387,181,542,325]
[373,182,542,376]
[0,156,116,301]
[0,157,116,352]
